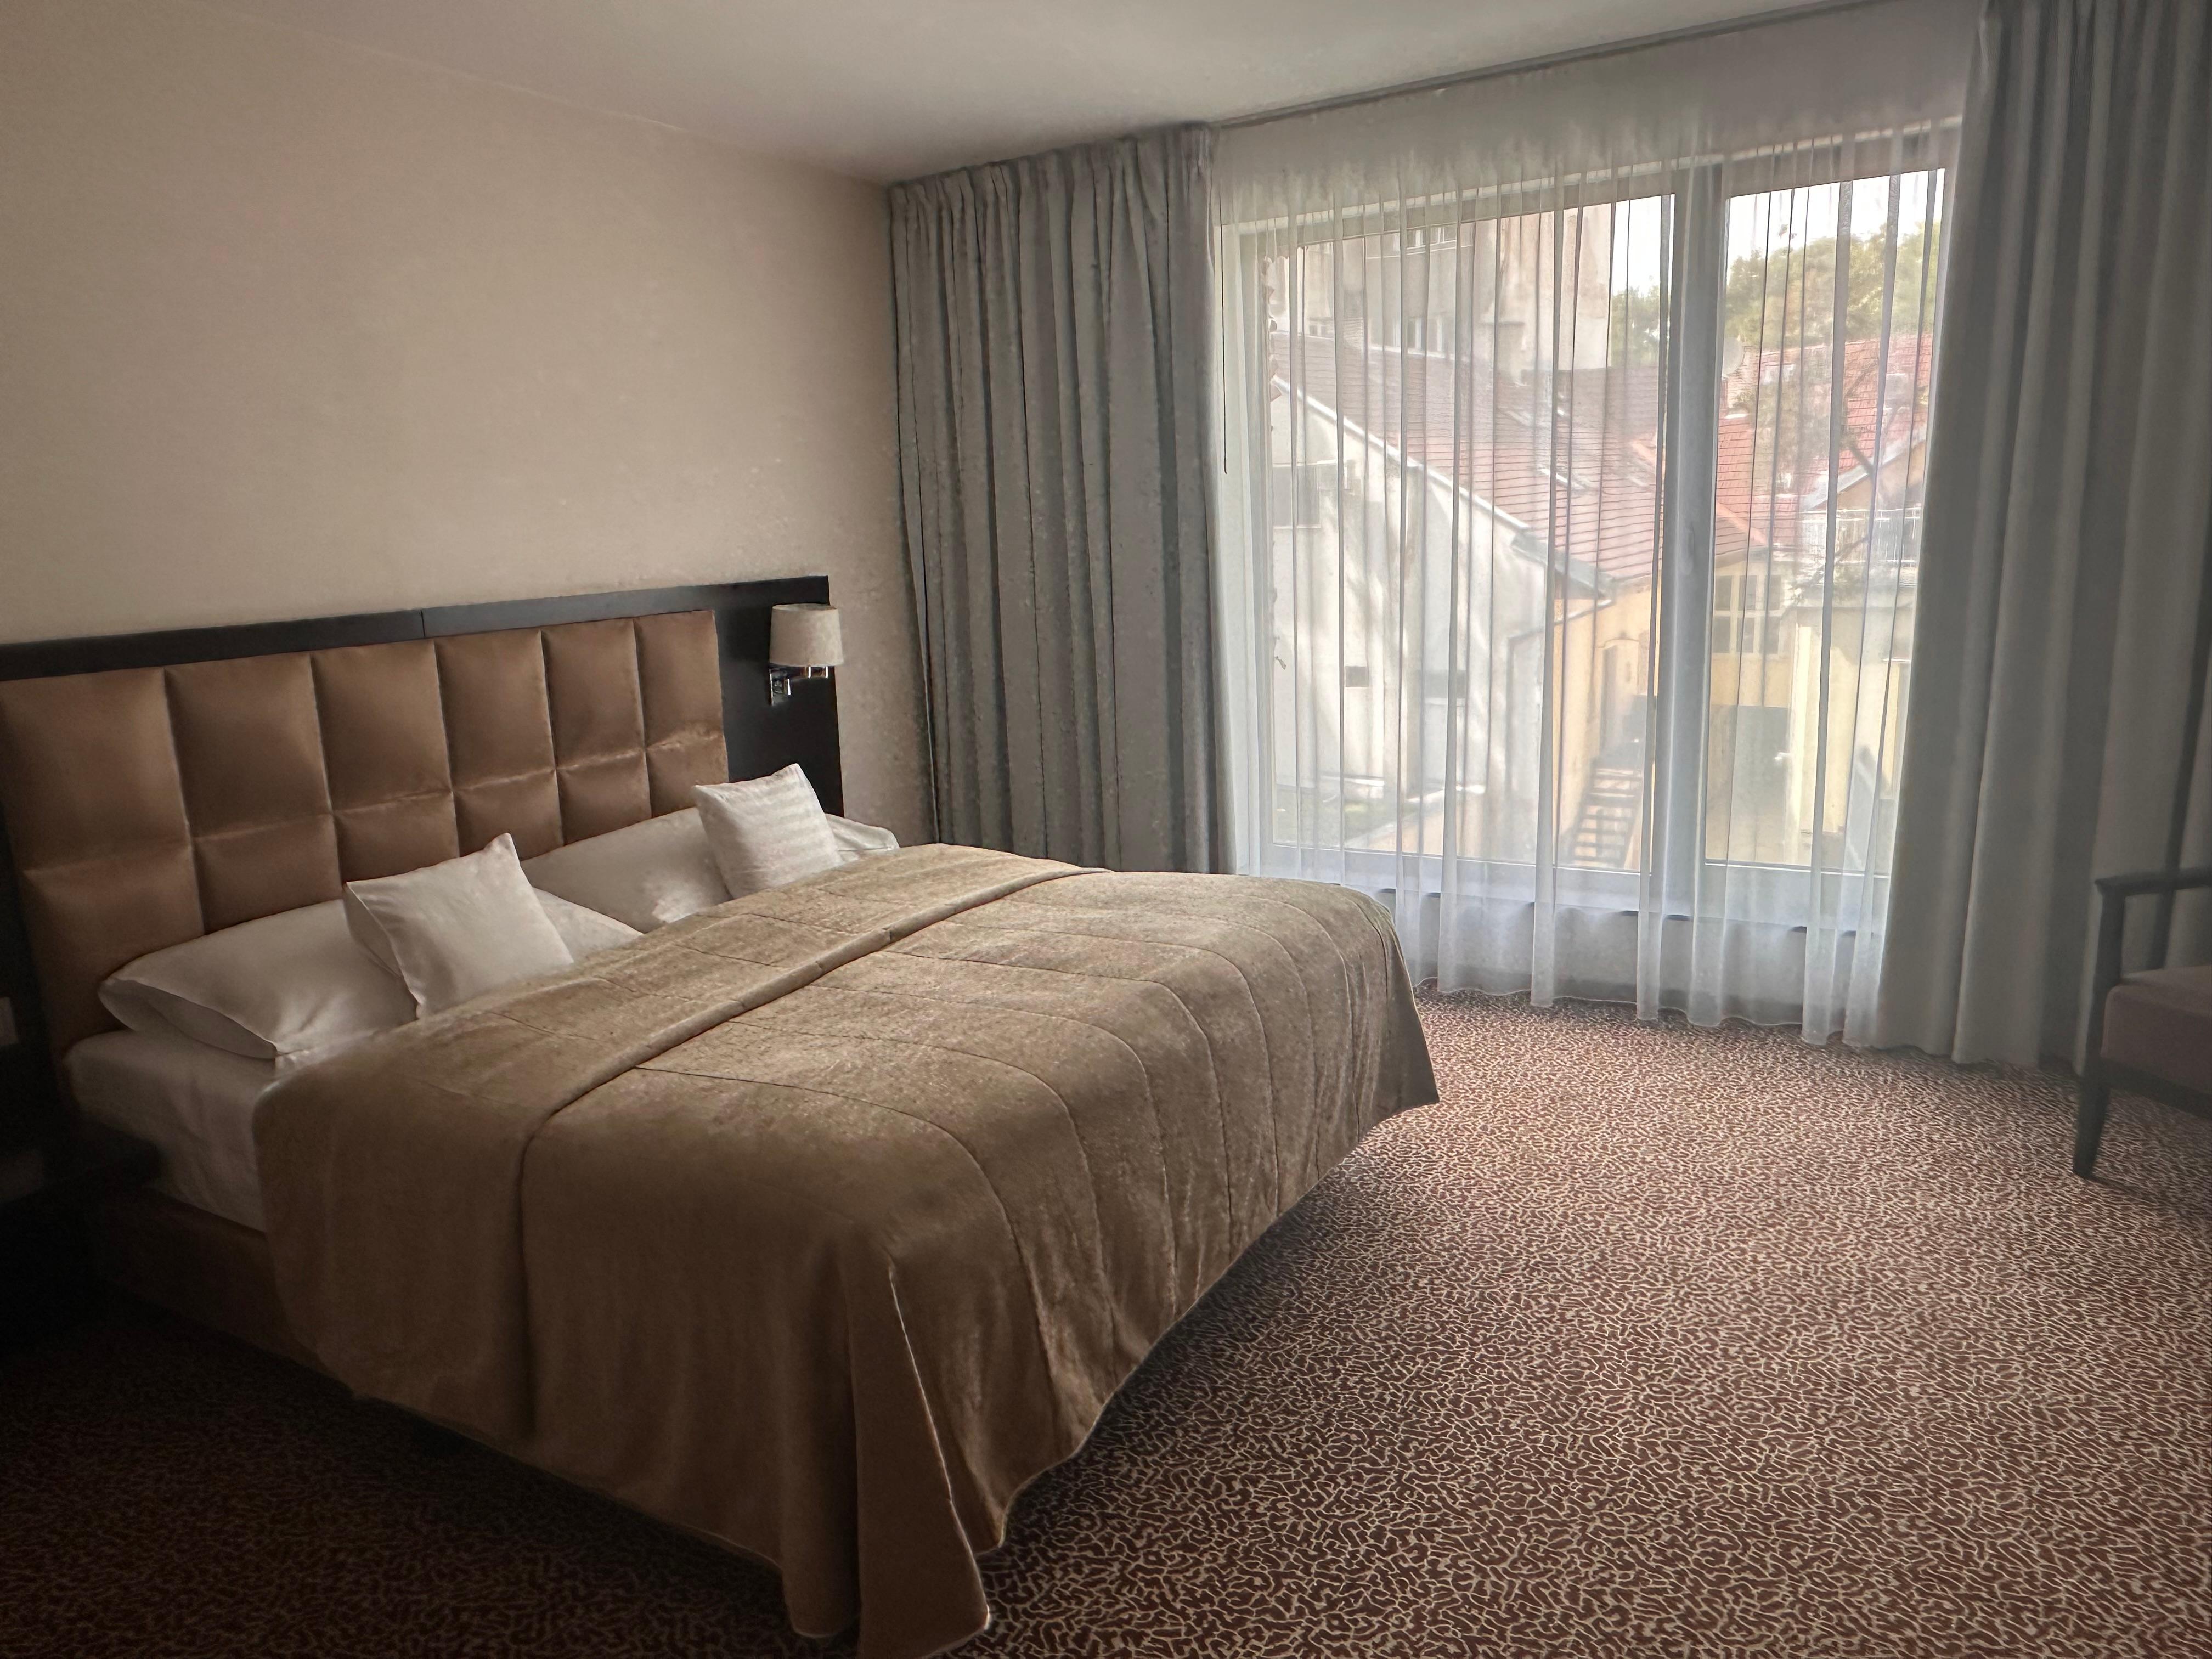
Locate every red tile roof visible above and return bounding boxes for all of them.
[1271,327,1933,585]
[1712,331,1937,566]
[1274,328,1665,584]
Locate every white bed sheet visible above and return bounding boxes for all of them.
[65,1030,276,1231]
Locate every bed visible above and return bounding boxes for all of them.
[0,582,1435,1659]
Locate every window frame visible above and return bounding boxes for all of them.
[1224,127,1955,927]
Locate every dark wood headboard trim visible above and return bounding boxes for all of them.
[0,579,842,1138]
[0,581,841,782]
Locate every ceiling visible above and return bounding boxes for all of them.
[201,0,1814,182]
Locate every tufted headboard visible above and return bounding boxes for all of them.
[0,581,842,1068]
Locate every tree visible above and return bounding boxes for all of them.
[1607,218,1942,369]
[1723,222,1939,359]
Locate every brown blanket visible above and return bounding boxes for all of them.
[258,845,1435,1657]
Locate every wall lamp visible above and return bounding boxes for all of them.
[768,603,843,707]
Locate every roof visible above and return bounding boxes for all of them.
[1274,328,1665,584]
[1271,326,1933,584]
[1713,331,1937,566]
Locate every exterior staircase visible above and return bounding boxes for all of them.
[1566,761,1643,868]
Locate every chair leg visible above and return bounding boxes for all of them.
[2073,1070,2112,1179]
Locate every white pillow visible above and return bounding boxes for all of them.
[343,833,575,1015]
[535,890,642,959]
[522,808,730,932]
[827,814,900,862]
[693,767,843,897]
[98,899,415,1073]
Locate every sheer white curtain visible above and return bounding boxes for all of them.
[1212,0,1975,1039]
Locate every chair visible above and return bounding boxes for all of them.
[2073,866,2212,1177]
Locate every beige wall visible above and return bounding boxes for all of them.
[0,0,932,840]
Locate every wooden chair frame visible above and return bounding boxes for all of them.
[2073,865,2212,1177]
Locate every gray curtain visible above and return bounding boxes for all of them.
[890,127,1218,871]
[1876,0,2212,1065]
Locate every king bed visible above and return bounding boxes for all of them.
[0,580,1435,1659]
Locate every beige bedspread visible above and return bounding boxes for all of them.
[257,845,1435,1658]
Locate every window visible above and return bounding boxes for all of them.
[1219,131,1947,915]
[1714,569,1788,657]
[1706,167,1940,870]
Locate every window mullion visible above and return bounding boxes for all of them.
[1650,163,1726,917]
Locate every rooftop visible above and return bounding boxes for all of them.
[1272,328,1934,584]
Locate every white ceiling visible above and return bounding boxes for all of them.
[202,0,1813,182]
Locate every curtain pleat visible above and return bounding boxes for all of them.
[891,127,1219,872]
[1874,0,2212,1065]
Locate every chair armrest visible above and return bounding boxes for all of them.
[2084,867,2212,1066]
[2095,866,2212,899]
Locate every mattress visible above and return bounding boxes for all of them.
[65,1030,275,1231]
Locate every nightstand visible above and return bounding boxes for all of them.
[0,1114,160,1349]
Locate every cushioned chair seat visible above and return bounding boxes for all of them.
[2102,964,2212,1097]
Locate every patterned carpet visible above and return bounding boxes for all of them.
[6,994,2211,1659]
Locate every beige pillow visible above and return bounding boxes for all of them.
[343,833,575,1015]
[99,898,415,1072]
[522,808,730,931]
[693,767,843,896]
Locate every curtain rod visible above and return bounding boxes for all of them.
[1215,0,1897,132]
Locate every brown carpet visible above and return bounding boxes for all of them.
[6,994,2211,1658]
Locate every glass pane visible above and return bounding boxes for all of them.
[1706,167,1943,868]
[1259,194,1673,872]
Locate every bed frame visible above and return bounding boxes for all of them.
[0,579,843,1356]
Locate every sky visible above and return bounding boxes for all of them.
[1611,168,1942,295]
[1723,170,1940,269]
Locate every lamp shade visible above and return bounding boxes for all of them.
[769,603,843,669]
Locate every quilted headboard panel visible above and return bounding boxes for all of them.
[0,610,726,1052]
